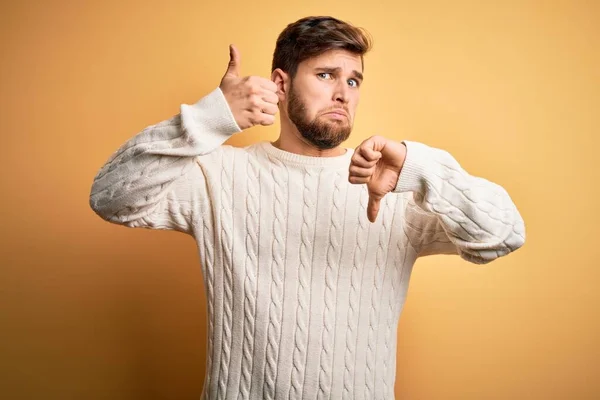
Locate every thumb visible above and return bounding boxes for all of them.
[367,193,381,223]
[224,44,240,77]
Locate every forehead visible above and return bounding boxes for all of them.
[299,49,363,73]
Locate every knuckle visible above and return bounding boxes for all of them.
[249,94,260,106]
[249,85,260,95]
[260,117,272,126]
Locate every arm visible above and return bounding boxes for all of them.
[89,87,241,233]
[394,140,526,264]
[90,44,279,234]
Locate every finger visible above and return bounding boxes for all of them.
[351,152,379,168]
[224,44,241,77]
[244,109,273,126]
[360,145,382,162]
[258,113,276,126]
[261,89,279,105]
[348,176,370,184]
[258,100,279,116]
[367,195,381,223]
[349,165,374,178]
[255,78,278,92]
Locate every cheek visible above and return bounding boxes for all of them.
[306,92,328,116]
[350,96,360,115]
[311,86,331,106]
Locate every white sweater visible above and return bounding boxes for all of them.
[90,87,525,400]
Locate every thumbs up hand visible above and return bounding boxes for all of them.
[219,44,279,130]
[349,136,407,223]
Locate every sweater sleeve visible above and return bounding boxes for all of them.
[89,87,241,234]
[393,140,526,264]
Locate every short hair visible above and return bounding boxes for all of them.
[271,16,373,78]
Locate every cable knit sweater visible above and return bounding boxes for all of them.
[90,87,525,400]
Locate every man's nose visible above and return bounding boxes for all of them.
[333,81,349,103]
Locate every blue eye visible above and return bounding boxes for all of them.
[348,79,358,87]
[317,72,332,79]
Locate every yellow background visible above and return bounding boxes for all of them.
[1,0,598,398]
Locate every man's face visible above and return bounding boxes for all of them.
[286,49,363,150]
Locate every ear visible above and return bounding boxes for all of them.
[271,68,289,103]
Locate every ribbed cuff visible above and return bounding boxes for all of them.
[393,140,433,194]
[180,87,242,149]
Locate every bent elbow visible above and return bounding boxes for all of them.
[89,192,111,222]
[89,181,118,223]
[461,227,526,265]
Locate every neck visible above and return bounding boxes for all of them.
[273,117,346,157]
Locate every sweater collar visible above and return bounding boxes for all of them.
[257,141,354,168]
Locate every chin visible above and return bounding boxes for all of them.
[302,129,352,150]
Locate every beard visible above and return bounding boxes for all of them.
[287,84,353,150]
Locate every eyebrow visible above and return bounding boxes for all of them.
[315,66,364,82]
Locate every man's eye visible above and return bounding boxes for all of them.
[348,79,359,87]
[318,72,331,79]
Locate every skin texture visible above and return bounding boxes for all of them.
[220,44,408,222]
[272,49,362,154]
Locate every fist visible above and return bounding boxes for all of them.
[219,44,279,130]
[349,136,407,223]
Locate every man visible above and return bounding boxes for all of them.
[90,16,525,400]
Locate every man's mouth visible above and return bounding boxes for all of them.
[322,110,349,119]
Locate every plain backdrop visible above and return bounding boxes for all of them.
[1,0,598,398]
